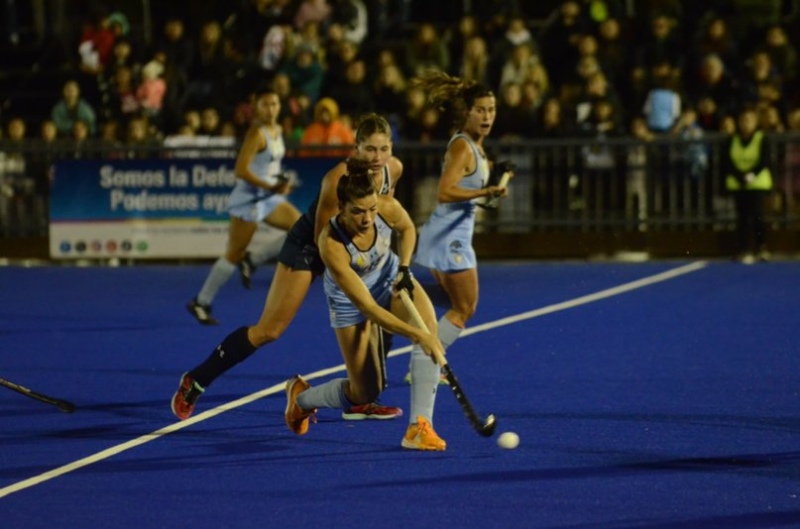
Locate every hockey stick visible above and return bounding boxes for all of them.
[482,170,513,209]
[0,377,76,413]
[398,290,496,437]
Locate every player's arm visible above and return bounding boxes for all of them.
[386,156,403,197]
[234,127,275,191]
[437,138,503,203]
[378,196,414,267]
[318,228,427,345]
[314,162,347,241]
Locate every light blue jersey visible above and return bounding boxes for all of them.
[323,213,399,328]
[228,125,287,222]
[414,132,489,272]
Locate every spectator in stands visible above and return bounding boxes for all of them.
[107,65,140,125]
[299,97,355,157]
[70,119,92,159]
[535,97,573,138]
[695,95,721,131]
[106,37,141,80]
[689,54,740,118]
[271,74,313,141]
[719,114,737,135]
[756,102,785,133]
[404,22,450,77]
[632,14,684,101]
[722,108,774,263]
[187,21,226,109]
[125,116,154,159]
[295,0,332,30]
[488,12,539,90]
[642,60,682,134]
[326,59,373,119]
[399,85,427,139]
[671,108,709,181]
[445,14,481,76]
[494,81,536,140]
[373,63,408,120]
[280,44,325,104]
[199,107,222,136]
[762,24,797,85]
[576,71,621,127]
[458,35,490,87]
[498,42,541,93]
[136,60,167,121]
[691,16,739,74]
[782,108,800,213]
[595,17,629,96]
[322,36,358,93]
[539,1,588,87]
[329,0,368,45]
[51,80,97,137]
[626,116,653,228]
[740,50,783,109]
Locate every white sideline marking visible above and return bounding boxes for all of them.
[0,261,707,499]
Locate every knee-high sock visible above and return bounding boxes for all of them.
[190,326,256,388]
[248,234,286,266]
[197,257,236,306]
[408,344,439,424]
[297,378,351,410]
[438,315,463,350]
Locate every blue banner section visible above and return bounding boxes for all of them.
[51,157,336,221]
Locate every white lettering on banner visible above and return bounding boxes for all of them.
[192,165,236,187]
[202,193,230,214]
[99,165,167,188]
[109,189,200,211]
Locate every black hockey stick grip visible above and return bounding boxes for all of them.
[0,378,76,413]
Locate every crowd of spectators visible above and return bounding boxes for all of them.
[2,0,800,151]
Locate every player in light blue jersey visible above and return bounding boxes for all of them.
[411,71,510,371]
[172,115,405,423]
[284,158,448,450]
[187,88,301,325]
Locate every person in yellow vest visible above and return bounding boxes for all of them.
[723,108,773,263]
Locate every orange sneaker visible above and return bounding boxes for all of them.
[171,372,204,420]
[401,415,446,451]
[285,375,316,435]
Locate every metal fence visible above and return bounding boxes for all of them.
[2,133,800,242]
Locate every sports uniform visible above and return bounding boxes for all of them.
[414,132,489,272]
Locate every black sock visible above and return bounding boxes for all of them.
[190,326,257,388]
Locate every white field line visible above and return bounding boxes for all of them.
[0,260,707,499]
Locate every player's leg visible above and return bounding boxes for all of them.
[433,266,479,349]
[286,322,379,435]
[173,263,315,421]
[188,216,257,324]
[240,200,300,288]
[392,282,446,451]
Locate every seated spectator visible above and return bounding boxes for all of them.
[107,65,140,125]
[136,60,167,120]
[494,81,536,140]
[51,80,97,137]
[642,61,682,133]
[458,35,490,86]
[326,59,374,119]
[762,24,797,84]
[691,16,739,76]
[689,54,740,117]
[280,44,325,104]
[373,63,408,120]
[498,42,541,93]
[299,97,355,157]
[404,22,450,77]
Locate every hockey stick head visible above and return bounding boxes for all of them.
[478,413,497,437]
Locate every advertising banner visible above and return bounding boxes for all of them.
[49,156,334,259]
